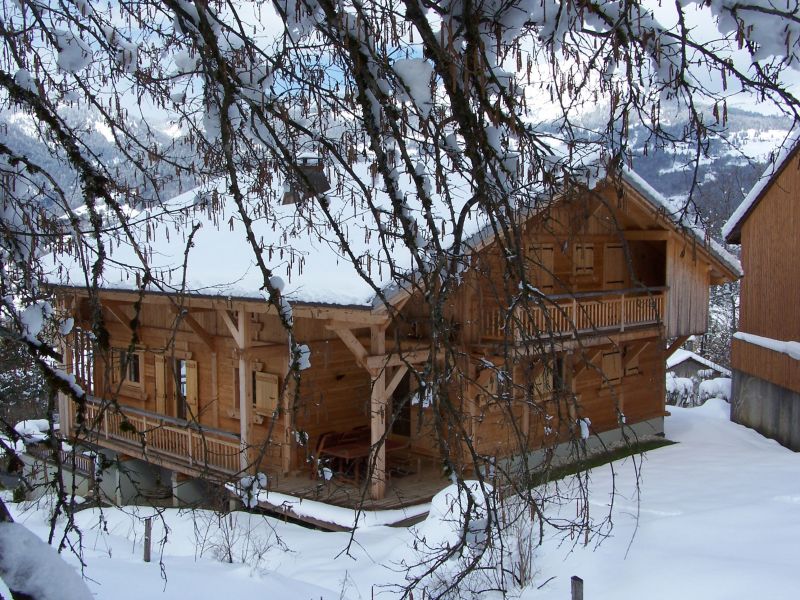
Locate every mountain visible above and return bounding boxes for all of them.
[1,103,791,239]
[0,106,198,212]
[628,107,793,235]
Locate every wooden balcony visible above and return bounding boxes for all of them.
[482,288,665,342]
[81,397,241,477]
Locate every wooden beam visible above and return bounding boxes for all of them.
[104,302,134,336]
[365,349,430,371]
[383,365,409,401]
[623,341,650,370]
[210,352,219,428]
[665,335,689,357]
[624,230,671,241]
[238,309,252,473]
[330,327,369,369]
[573,348,603,378]
[370,326,387,500]
[219,309,244,349]
[171,306,215,350]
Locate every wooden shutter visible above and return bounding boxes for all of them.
[533,363,552,400]
[625,354,640,377]
[110,349,121,383]
[254,372,279,414]
[185,359,198,417]
[602,351,622,383]
[154,355,166,413]
[574,243,594,275]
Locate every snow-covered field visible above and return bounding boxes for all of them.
[8,399,799,599]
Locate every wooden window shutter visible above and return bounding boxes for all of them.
[533,363,552,399]
[254,372,279,414]
[185,360,199,417]
[574,243,594,275]
[602,351,622,383]
[625,354,640,377]
[110,349,121,383]
[154,355,166,413]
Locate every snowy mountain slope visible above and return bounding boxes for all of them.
[0,106,198,209]
[7,400,800,599]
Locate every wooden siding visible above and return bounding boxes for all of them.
[665,238,711,337]
[738,154,800,343]
[467,337,665,460]
[733,152,800,392]
[731,337,800,395]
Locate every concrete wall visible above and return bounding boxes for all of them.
[498,416,665,478]
[731,370,800,451]
[20,446,223,507]
[20,453,95,500]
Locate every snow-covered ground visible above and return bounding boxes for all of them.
[7,399,799,599]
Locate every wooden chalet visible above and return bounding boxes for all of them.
[667,349,731,381]
[724,137,800,451]
[54,169,738,513]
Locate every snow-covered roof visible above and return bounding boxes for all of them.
[666,349,731,377]
[46,161,739,309]
[623,167,742,278]
[723,131,800,244]
[47,162,487,308]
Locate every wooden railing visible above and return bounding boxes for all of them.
[482,288,665,342]
[82,398,241,475]
[26,445,96,478]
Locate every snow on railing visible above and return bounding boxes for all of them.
[483,288,665,341]
[733,332,800,361]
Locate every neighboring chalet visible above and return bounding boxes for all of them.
[53,166,738,514]
[724,137,800,451]
[667,349,731,381]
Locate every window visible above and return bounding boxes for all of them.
[172,358,198,420]
[552,355,565,392]
[173,359,187,419]
[113,348,142,385]
[573,243,594,276]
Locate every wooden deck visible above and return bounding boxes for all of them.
[263,463,449,513]
[74,396,448,521]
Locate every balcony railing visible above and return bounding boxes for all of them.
[81,397,241,475]
[482,288,665,342]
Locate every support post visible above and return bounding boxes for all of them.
[370,325,387,500]
[210,352,219,428]
[571,576,583,600]
[237,309,252,473]
[60,331,73,438]
[143,517,152,563]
